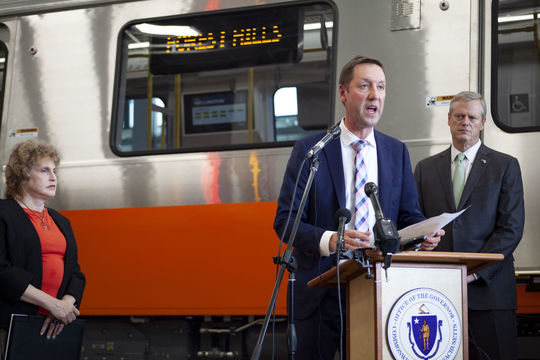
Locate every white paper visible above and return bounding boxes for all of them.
[398,207,469,243]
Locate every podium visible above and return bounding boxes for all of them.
[308,250,503,360]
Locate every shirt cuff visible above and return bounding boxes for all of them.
[319,230,335,257]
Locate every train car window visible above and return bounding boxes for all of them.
[492,0,540,132]
[112,1,336,156]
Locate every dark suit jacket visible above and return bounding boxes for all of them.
[0,198,86,328]
[414,144,524,310]
[274,129,424,319]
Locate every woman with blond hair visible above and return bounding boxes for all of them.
[0,139,85,356]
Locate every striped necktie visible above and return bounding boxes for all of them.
[453,153,466,206]
[351,140,369,232]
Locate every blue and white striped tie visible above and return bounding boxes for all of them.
[351,140,369,232]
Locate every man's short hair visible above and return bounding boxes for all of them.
[449,91,486,118]
[339,55,385,90]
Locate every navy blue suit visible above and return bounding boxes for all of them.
[274,129,424,358]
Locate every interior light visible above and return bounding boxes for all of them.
[134,23,201,36]
[128,42,150,49]
[498,14,535,23]
[304,21,334,31]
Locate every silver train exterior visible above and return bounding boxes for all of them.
[0,0,536,270]
[0,0,538,357]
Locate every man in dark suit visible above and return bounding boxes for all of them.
[273,55,442,360]
[414,91,524,360]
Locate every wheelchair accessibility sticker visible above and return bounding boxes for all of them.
[510,94,529,113]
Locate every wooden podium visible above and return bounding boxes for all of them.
[308,250,503,360]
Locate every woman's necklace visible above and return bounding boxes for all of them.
[20,200,49,230]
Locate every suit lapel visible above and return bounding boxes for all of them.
[437,148,455,211]
[375,131,392,212]
[9,198,42,247]
[459,144,490,209]
[322,138,346,209]
[49,210,69,244]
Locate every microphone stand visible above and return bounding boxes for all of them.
[251,157,320,360]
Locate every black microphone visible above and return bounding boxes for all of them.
[364,182,384,220]
[364,182,400,255]
[304,124,341,159]
[335,208,352,254]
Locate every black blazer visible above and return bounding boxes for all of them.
[414,144,524,310]
[0,198,86,328]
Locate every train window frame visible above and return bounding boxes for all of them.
[491,0,540,133]
[0,39,7,131]
[110,1,338,157]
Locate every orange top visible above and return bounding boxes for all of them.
[23,208,66,315]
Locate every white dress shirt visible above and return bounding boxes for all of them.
[319,120,378,256]
[451,139,482,183]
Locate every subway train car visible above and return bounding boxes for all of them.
[0,0,538,358]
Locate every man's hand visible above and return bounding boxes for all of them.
[329,229,372,253]
[419,229,445,251]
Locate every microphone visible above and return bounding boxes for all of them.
[364,182,400,255]
[364,182,383,220]
[335,208,352,254]
[304,124,341,159]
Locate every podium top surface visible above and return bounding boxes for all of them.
[308,250,503,288]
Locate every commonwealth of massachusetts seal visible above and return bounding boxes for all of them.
[386,288,462,360]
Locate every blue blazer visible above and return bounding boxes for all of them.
[274,129,424,319]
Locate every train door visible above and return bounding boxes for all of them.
[487,1,540,356]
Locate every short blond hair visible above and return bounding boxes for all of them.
[449,91,486,118]
[4,139,60,199]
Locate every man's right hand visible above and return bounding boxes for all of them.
[329,229,372,253]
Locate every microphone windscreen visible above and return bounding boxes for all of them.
[335,208,352,223]
[364,182,378,196]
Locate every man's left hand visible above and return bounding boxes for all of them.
[420,229,445,251]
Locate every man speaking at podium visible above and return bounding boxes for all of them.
[414,91,524,360]
[273,55,442,360]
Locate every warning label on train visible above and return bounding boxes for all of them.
[426,95,454,108]
[8,128,38,138]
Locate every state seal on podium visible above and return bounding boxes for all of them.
[386,287,462,359]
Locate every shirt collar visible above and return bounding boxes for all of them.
[451,139,482,162]
[339,118,376,149]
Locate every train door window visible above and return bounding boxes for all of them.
[493,0,540,132]
[274,87,300,141]
[120,97,167,152]
[112,1,336,156]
